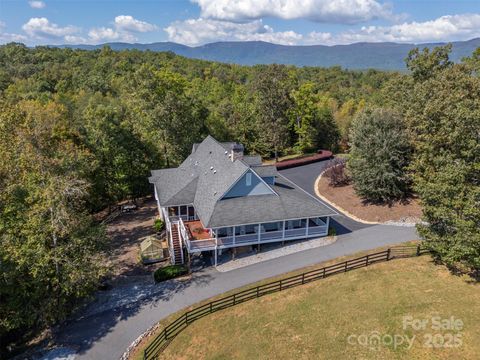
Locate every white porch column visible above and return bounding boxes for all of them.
[233,226,236,246]
[306,218,309,236]
[282,220,286,239]
[257,224,261,243]
[154,187,163,219]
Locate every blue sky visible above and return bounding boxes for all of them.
[1,1,480,46]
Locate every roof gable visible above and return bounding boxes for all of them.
[222,169,275,199]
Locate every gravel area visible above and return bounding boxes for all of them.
[216,236,337,272]
[77,276,157,320]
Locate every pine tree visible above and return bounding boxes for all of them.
[348,107,412,202]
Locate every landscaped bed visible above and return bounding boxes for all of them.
[133,253,479,360]
[317,174,422,223]
[274,150,333,170]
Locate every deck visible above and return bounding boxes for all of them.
[185,220,212,240]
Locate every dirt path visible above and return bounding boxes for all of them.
[106,197,160,278]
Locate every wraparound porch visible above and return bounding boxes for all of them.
[182,217,329,253]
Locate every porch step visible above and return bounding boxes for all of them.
[171,224,183,265]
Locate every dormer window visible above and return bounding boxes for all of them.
[246,173,252,186]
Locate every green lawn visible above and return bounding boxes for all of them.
[149,255,479,360]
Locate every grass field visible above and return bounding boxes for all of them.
[147,255,479,360]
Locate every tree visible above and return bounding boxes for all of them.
[348,107,412,202]
[80,94,156,210]
[289,83,340,153]
[405,44,453,82]
[406,62,480,271]
[251,64,294,160]
[125,65,208,166]
[0,100,107,343]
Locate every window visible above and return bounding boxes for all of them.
[262,221,282,232]
[245,224,257,234]
[246,172,252,186]
[217,227,233,238]
[287,219,307,229]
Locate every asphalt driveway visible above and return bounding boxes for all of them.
[279,160,370,232]
[43,160,417,360]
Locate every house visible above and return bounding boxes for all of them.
[149,136,337,266]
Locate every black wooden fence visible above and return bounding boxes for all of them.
[143,244,427,359]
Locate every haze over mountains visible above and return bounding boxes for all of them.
[60,38,480,70]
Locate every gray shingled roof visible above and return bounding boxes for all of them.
[243,155,262,166]
[207,174,336,228]
[149,136,336,228]
[252,164,277,177]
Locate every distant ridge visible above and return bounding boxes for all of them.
[56,38,480,70]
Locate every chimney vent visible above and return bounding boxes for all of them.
[229,143,244,162]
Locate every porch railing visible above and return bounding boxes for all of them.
[171,215,329,254]
[169,214,198,222]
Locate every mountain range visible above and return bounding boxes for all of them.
[59,38,480,70]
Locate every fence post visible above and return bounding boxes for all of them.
[185,312,188,325]
[302,273,305,284]
[387,248,391,261]
[323,267,326,278]
[279,280,283,291]
[233,294,236,305]
[344,261,348,272]
[366,254,369,266]
[256,286,259,297]
[143,349,147,360]
[416,244,421,256]
[164,327,168,340]
[210,302,213,313]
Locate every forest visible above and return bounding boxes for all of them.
[0,42,478,353]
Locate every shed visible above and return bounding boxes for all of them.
[140,236,166,264]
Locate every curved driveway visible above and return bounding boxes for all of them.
[279,161,370,233]
[50,161,417,360]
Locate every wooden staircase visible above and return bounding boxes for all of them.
[171,223,184,265]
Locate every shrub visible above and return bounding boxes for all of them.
[153,218,164,233]
[324,158,349,187]
[348,107,411,203]
[154,265,188,282]
[328,226,336,237]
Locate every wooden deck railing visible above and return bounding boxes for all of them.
[184,226,328,252]
[142,244,427,360]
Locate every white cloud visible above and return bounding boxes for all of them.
[88,26,136,43]
[88,15,157,43]
[29,1,46,9]
[165,13,480,46]
[0,21,27,43]
[332,14,480,44]
[22,17,78,40]
[165,18,302,45]
[114,15,157,33]
[192,0,393,24]
[64,35,87,44]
